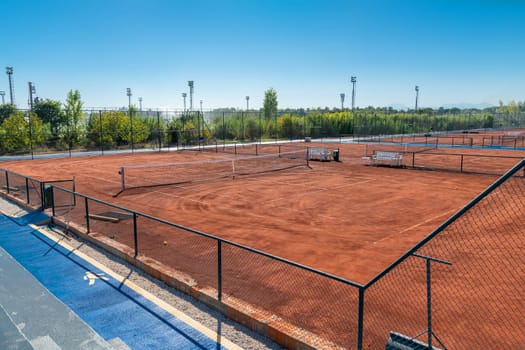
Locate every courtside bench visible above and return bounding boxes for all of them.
[308,147,332,161]
[362,150,403,167]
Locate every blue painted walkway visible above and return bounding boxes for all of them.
[0,211,227,350]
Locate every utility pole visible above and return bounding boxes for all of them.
[246,96,250,110]
[351,76,357,111]
[6,67,14,105]
[182,93,187,111]
[340,93,345,110]
[138,97,143,111]
[0,91,5,104]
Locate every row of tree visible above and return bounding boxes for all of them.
[0,88,523,154]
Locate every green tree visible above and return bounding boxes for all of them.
[263,88,278,120]
[86,111,149,147]
[33,99,64,134]
[63,90,84,145]
[0,104,16,124]
[1,112,44,152]
[277,114,302,139]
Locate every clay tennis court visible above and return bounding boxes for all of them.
[1,142,524,348]
[3,143,519,282]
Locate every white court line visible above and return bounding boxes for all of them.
[29,223,243,350]
[398,209,457,234]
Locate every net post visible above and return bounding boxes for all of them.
[217,240,222,301]
[231,159,236,179]
[306,147,310,168]
[85,197,90,233]
[460,154,464,173]
[120,167,125,192]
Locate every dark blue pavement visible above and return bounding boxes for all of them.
[0,211,229,350]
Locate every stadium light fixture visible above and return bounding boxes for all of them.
[6,66,14,105]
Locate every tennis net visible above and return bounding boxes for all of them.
[119,149,309,192]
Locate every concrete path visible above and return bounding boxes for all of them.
[0,211,238,349]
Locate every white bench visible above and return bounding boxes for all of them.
[364,150,403,167]
[308,147,331,161]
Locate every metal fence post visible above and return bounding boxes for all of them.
[5,171,9,195]
[25,178,30,204]
[357,287,364,350]
[85,197,90,233]
[157,111,162,151]
[133,213,138,257]
[99,110,104,155]
[426,258,432,349]
[40,182,44,209]
[51,187,56,217]
[217,240,222,301]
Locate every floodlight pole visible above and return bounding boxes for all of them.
[28,82,36,110]
[138,97,143,111]
[0,91,5,104]
[6,67,14,105]
[415,85,419,112]
[188,80,194,111]
[182,93,187,111]
[28,82,36,159]
[340,93,345,110]
[127,88,134,152]
[246,96,249,110]
[351,76,357,111]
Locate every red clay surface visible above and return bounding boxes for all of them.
[3,142,522,284]
[2,142,524,349]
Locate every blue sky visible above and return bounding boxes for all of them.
[2,0,524,110]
